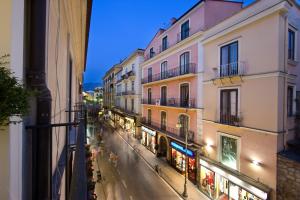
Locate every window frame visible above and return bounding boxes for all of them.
[288,28,296,61]
[181,20,190,41]
[287,86,294,117]
[162,36,168,51]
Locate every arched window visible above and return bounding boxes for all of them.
[161,61,168,79]
[179,52,190,74]
[161,111,167,131]
[180,83,189,107]
[161,86,167,106]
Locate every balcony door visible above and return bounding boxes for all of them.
[181,20,189,40]
[161,86,167,106]
[179,114,189,138]
[147,88,152,104]
[220,89,238,125]
[220,41,238,77]
[180,83,189,107]
[161,61,168,79]
[148,109,152,125]
[161,111,166,131]
[148,67,152,82]
[180,52,190,75]
[125,98,127,111]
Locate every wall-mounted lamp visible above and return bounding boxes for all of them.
[252,160,261,166]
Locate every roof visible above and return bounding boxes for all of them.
[119,48,145,66]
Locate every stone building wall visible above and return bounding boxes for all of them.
[277,152,300,200]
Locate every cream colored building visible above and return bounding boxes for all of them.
[0,0,92,199]
[200,0,300,199]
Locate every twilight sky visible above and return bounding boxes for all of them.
[84,0,256,84]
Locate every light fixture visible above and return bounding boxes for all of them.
[252,160,261,166]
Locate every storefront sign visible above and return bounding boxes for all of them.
[142,126,156,136]
[200,159,268,200]
[170,142,194,157]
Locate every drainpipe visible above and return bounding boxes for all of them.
[26,0,52,199]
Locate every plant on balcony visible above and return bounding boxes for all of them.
[0,54,31,126]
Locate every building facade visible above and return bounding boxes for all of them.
[113,49,144,137]
[201,0,300,199]
[103,64,121,110]
[0,0,92,199]
[140,0,242,185]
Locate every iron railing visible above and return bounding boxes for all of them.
[142,98,196,109]
[141,63,197,84]
[213,61,246,79]
[141,117,194,143]
[122,90,135,95]
[219,113,242,126]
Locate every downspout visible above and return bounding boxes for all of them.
[26,0,52,199]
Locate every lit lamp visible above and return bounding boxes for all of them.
[176,121,188,198]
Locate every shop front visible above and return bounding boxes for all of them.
[113,111,125,129]
[169,141,197,184]
[199,158,269,200]
[141,126,157,154]
[125,116,136,137]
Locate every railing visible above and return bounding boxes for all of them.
[219,113,242,126]
[144,27,203,62]
[213,61,246,79]
[116,92,122,96]
[141,117,195,143]
[141,63,197,84]
[122,90,135,95]
[127,70,135,77]
[142,98,196,109]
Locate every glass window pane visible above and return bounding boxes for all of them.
[230,91,237,116]
[221,136,237,170]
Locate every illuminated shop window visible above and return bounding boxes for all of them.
[221,135,237,170]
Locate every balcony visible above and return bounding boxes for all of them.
[213,61,246,79]
[116,92,122,96]
[141,63,197,84]
[219,113,242,127]
[141,117,194,143]
[142,98,196,109]
[122,90,135,95]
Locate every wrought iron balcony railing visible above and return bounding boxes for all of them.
[219,113,242,127]
[140,117,195,143]
[213,61,246,79]
[122,90,135,95]
[142,98,196,109]
[141,63,197,84]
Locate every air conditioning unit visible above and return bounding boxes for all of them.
[156,99,160,105]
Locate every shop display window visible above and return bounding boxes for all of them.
[188,158,196,181]
[200,166,216,198]
[221,135,238,170]
[172,149,185,171]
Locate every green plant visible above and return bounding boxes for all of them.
[0,54,31,125]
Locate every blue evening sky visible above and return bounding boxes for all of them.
[84,0,259,84]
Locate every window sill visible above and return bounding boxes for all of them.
[288,59,298,66]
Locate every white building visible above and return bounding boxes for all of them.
[113,49,144,137]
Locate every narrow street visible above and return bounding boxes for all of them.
[93,124,181,200]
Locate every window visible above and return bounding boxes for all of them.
[125,83,128,92]
[220,135,238,170]
[150,47,155,58]
[131,99,134,112]
[131,81,134,91]
[288,29,295,60]
[180,52,190,75]
[220,89,239,126]
[161,86,167,106]
[287,86,294,117]
[220,41,238,77]
[181,20,189,40]
[161,61,168,79]
[161,111,167,131]
[132,63,135,71]
[296,91,300,117]
[179,114,189,138]
[125,98,127,111]
[148,88,152,104]
[148,67,152,82]
[148,109,152,125]
[180,83,189,107]
[162,36,168,51]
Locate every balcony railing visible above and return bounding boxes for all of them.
[144,27,203,62]
[219,113,242,126]
[116,92,122,96]
[142,98,196,109]
[213,61,246,79]
[142,63,197,84]
[141,117,194,143]
[122,90,135,95]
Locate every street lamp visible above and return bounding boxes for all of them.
[176,121,188,198]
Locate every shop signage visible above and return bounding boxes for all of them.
[200,159,268,200]
[142,126,156,136]
[170,142,194,157]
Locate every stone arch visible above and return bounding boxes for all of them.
[158,135,168,158]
